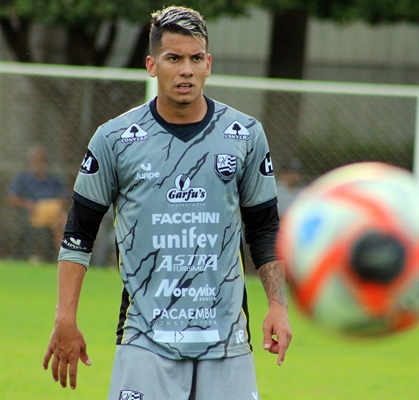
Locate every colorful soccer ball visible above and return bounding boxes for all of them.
[278,162,419,336]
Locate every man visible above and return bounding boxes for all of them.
[43,6,292,399]
[7,146,67,257]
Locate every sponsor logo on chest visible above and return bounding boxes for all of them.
[166,174,207,204]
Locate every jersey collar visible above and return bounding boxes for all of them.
[150,96,215,142]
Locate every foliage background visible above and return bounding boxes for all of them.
[1,0,418,70]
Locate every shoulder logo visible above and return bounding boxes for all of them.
[214,154,237,185]
[260,151,274,177]
[224,121,250,141]
[167,174,207,204]
[121,123,149,143]
[80,149,99,175]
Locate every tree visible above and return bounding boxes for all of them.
[253,0,419,162]
[0,0,250,66]
[0,0,254,190]
[4,0,416,69]
[255,0,419,80]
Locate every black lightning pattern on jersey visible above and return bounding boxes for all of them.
[69,96,277,360]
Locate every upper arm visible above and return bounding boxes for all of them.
[241,203,279,269]
[62,198,108,253]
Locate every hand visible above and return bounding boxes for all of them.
[262,303,292,366]
[43,321,92,390]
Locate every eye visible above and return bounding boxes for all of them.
[168,55,179,62]
[193,55,204,62]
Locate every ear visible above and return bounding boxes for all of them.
[146,55,157,77]
[206,53,212,77]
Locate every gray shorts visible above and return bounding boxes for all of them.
[108,345,260,400]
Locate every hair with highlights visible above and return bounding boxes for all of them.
[149,6,208,55]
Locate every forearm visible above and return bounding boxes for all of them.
[258,260,288,309]
[55,260,87,324]
[258,260,292,364]
[43,260,91,390]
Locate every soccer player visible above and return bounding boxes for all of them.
[43,6,292,399]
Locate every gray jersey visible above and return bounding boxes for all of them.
[73,97,276,360]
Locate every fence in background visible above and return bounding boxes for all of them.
[1,62,418,264]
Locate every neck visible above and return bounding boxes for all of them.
[155,95,207,124]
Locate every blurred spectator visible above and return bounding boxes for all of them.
[6,146,68,261]
[276,157,306,218]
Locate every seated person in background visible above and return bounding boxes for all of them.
[7,146,68,257]
[276,157,306,219]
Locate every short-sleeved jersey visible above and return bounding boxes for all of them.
[72,96,277,360]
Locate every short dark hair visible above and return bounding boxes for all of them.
[149,6,209,55]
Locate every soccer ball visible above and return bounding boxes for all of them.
[277,162,419,336]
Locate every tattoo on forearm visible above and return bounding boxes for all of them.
[259,261,288,308]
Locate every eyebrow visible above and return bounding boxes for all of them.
[160,51,207,58]
[163,51,206,58]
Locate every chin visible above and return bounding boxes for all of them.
[174,97,193,106]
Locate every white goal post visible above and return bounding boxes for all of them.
[1,61,418,177]
[205,74,419,178]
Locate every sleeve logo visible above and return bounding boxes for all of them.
[259,151,274,177]
[80,149,99,175]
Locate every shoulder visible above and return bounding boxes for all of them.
[212,98,261,125]
[209,98,264,142]
[95,102,152,138]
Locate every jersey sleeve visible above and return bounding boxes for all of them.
[58,198,108,268]
[239,123,277,211]
[241,204,279,268]
[73,126,118,208]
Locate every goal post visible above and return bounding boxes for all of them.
[414,95,419,178]
[1,61,418,177]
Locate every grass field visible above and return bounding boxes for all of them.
[0,259,418,399]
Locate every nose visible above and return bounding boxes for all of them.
[180,59,194,77]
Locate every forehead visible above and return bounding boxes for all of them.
[158,31,207,55]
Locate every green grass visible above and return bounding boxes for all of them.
[1,260,418,399]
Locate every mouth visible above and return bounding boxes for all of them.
[176,83,193,89]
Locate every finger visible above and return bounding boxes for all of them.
[269,341,279,355]
[51,354,59,383]
[276,335,291,365]
[69,359,78,390]
[42,347,53,370]
[277,345,286,366]
[262,324,275,350]
[79,346,92,367]
[59,357,69,388]
[263,337,278,353]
